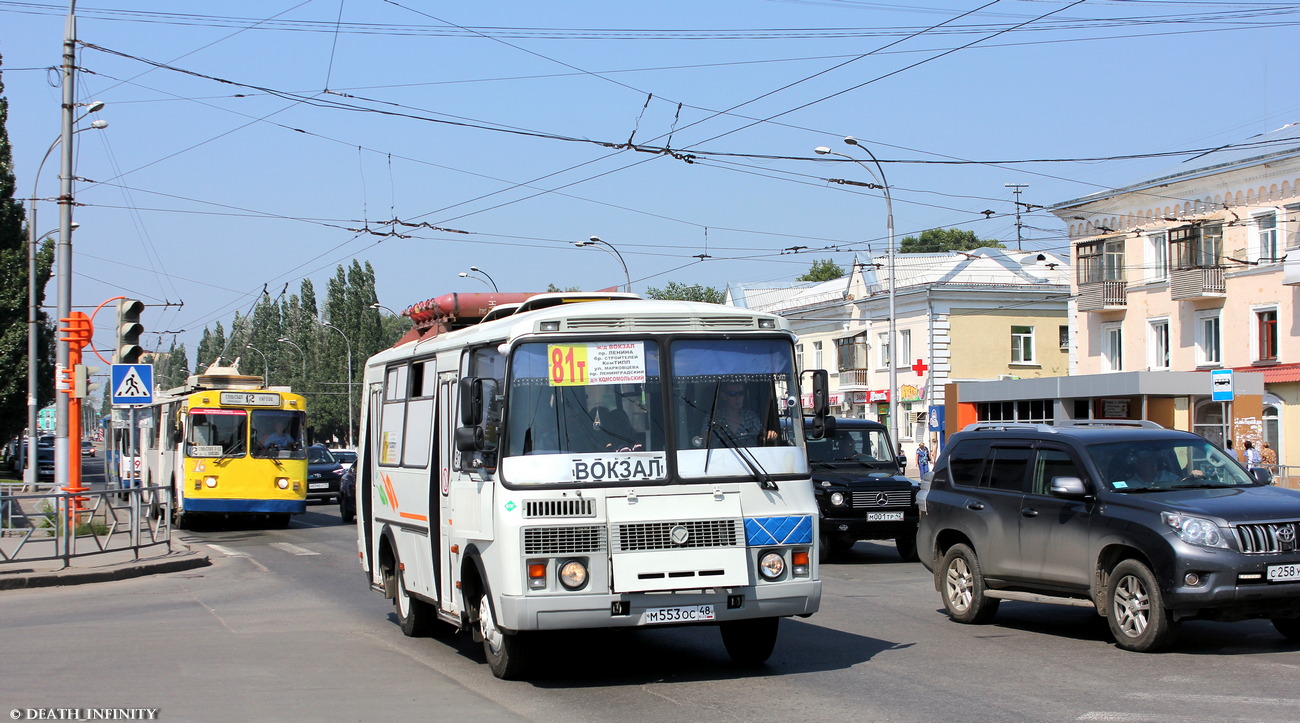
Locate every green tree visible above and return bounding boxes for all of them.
[644,281,724,304]
[195,322,227,372]
[0,60,56,442]
[546,283,581,292]
[796,259,845,282]
[899,228,1005,253]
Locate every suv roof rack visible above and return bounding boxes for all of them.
[1055,419,1165,429]
[961,422,1057,433]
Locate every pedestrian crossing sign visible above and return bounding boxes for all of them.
[111,363,154,405]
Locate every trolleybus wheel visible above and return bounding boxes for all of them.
[479,593,528,679]
[394,567,434,637]
[720,616,779,666]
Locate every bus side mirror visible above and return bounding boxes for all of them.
[455,425,484,453]
[805,369,836,440]
[460,377,485,426]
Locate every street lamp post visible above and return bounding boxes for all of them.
[243,344,270,386]
[276,337,307,379]
[321,323,354,448]
[369,302,398,316]
[458,266,498,292]
[29,104,104,489]
[575,236,630,292]
[815,137,897,446]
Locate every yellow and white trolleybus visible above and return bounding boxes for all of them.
[357,292,831,678]
[134,365,308,529]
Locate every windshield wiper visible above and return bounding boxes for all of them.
[811,459,838,470]
[708,420,778,491]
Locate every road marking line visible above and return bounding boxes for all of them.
[1126,692,1300,707]
[1079,714,1253,722]
[270,542,320,556]
[207,544,247,557]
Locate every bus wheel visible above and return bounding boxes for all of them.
[394,567,434,637]
[720,616,779,666]
[479,593,528,679]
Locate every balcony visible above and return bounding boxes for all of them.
[1077,280,1127,312]
[1286,256,1300,286]
[837,369,871,389]
[1169,267,1225,300]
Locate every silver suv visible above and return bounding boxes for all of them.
[918,421,1300,652]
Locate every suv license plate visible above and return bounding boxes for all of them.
[867,511,904,521]
[641,604,715,624]
[308,483,328,490]
[1268,564,1300,582]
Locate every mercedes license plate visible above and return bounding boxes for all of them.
[641,604,715,624]
[308,483,328,490]
[1268,564,1300,582]
[867,511,904,521]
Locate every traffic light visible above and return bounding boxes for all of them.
[115,298,145,364]
[73,364,100,398]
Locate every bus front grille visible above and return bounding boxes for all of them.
[613,519,743,552]
[524,498,596,518]
[523,525,607,555]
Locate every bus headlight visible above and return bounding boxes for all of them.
[558,559,588,590]
[204,477,218,488]
[759,551,785,580]
[275,478,290,490]
[830,492,846,506]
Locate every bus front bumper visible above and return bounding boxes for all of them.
[496,579,821,631]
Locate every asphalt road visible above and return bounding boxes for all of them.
[2,503,1299,722]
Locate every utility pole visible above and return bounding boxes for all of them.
[1005,183,1029,251]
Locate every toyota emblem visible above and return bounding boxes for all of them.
[875,492,889,506]
[670,525,691,546]
[1279,524,1296,551]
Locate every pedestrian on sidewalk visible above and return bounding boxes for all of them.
[916,442,931,478]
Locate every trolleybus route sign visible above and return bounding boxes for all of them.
[548,341,646,386]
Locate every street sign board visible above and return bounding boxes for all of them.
[111,364,154,405]
[1211,368,1234,402]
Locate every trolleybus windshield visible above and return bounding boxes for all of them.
[187,409,247,458]
[251,410,307,459]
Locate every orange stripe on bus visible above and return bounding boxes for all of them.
[398,512,428,521]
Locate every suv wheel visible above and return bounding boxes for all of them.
[1107,559,1177,652]
[939,543,1000,624]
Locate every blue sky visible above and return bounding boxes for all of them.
[3,0,1298,357]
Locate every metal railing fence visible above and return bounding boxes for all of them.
[0,484,172,568]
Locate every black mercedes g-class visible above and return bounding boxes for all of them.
[809,418,918,562]
[918,420,1300,652]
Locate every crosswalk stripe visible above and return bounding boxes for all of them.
[270,542,320,556]
[207,544,247,557]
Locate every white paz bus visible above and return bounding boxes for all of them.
[357,291,833,678]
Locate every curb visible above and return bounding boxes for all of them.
[0,548,212,590]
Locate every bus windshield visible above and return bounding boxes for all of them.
[187,409,247,458]
[251,410,307,459]
[500,336,806,486]
[506,341,666,458]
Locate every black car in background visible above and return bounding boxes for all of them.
[306,445,344,502]
[338,465,356,524]
[808,418,919,562]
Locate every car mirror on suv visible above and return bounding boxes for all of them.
[1049,476,1088,499]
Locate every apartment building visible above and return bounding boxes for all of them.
[727,248,1070,450]
[1047,123,1300,464]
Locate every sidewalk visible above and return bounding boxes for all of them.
[0,542,210,590]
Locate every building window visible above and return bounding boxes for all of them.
[1148,319,1170,370]
[1257,308,1278,362]
[835,334,868,371]
[1147,231,1168,281]
[1077,237,1125,284]
[1058,325,1069,350]
[1102,322,1123,372]
[899,330,911,369]
[798,344,805,373]
[812,341,823,370]
[976,399,1052,424]
[1285,203,1300,250]
[1195,311,1221,366]
[1170,224,1223,270]
[1256,213,1280,263]
[877,332,890,369]
[1011,326,1035,363]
